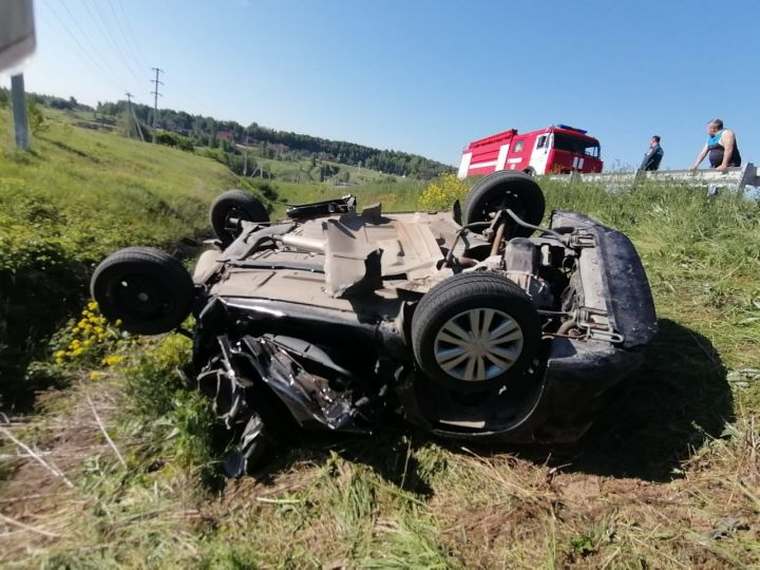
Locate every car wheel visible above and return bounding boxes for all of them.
[210,189,269,246]
[90,247,194,335]
[462,170,545,238]
[411,272,541,392]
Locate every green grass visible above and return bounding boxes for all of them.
[248,153,400,186]
[0,108,238,409]
[269,178,425,215]
[0,109,238,267]
[1,112,759,568]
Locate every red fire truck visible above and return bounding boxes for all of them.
[457,125,603,178]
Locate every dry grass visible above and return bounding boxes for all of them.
[1,361,756,568]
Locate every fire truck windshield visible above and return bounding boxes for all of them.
[552,133,600,158]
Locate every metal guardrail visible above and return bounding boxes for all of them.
[546,162,759,190]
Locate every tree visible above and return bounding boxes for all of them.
[70,96,453,179]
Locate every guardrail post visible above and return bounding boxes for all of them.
[737,162,757,190]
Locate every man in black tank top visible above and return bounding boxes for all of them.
[690,118,741,172]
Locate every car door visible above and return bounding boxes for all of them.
[528,133,552,174]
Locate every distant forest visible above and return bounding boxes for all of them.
[14,91,450,179]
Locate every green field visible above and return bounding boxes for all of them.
[0,112,759,568]
[244,153,399,185]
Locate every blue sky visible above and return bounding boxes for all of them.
[8,0,760,168]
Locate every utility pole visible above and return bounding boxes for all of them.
[125,92,145,142]
[243,134,249,176]
[10,74,30,150]
[149,66,164,141]
[125,91,134,139]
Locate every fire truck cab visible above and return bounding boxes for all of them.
[458,125,602,178]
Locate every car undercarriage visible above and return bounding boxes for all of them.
[92,171,657,475]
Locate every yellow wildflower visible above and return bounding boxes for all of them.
[102,354,124,367]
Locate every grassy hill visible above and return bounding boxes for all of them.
[0,111,759,567]
[0,108,238,408]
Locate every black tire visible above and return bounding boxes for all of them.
[210,189,269,246]
[462,170,545,238]
[411,272,541,392]
[90,247,194,335]
[523,167,536,176]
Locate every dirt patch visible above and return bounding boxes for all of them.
[0,380,116,562]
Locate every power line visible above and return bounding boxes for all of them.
[115,0,149,67]
[80,0,142,86]
[106,0,146,74]
[56,1,101,54]
[42,0,124,94]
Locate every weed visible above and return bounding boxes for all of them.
[51,301,124,367]
[123,334,190,418]
[418,172,469,211]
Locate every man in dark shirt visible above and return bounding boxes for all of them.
[639,136,664,171]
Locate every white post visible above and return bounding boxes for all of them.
[10,73,29,150]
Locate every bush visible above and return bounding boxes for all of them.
[418,173,469,210]
[27,99,47,135]
[155,130,194,151]
[250,179,279,201]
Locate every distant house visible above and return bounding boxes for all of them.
[216,131,234,142]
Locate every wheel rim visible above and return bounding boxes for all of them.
[434,308,524,382]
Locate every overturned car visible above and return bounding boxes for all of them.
[91,171,657,475]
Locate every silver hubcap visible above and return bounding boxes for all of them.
[434,308,524,382]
